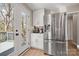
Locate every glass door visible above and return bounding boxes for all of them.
[20,13,31,48]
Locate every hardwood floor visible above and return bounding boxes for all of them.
[22,48,47,56]
[22,40,79,56]
[68,40,78,56]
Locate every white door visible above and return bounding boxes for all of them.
[13,4,31,55]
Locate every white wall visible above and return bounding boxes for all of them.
[9,3,32,56]
[67,19,73,40]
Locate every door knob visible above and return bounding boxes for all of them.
[16,33,19,36]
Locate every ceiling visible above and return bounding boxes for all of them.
[26,3,79,10]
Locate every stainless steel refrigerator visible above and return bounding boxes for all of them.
[44,13,67,56]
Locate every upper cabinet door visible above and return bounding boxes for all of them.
[33,9,44,26]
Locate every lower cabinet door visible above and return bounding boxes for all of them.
[31,34,43,50]
[37,38,43,50]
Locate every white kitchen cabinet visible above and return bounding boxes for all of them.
[31,33,44,50]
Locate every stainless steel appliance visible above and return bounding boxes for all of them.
[44,13,67,56]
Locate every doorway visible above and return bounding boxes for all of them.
[67,13,77,56]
